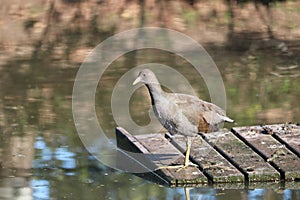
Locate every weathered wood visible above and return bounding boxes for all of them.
[116,127,162,177]
[166,133,245,183]
[135,133,208,186]
[201,130,280,182]
[116,124,300,187]
[232,126,300,181]
[261,124,300,158]
[116,127,207,186]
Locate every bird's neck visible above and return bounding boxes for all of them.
[145,83,164,105]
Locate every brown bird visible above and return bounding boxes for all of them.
[133,69,234,170]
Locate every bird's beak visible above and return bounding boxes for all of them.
[133,76,141,85]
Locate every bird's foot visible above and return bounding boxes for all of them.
[156,164,184,170]
[175,162,198,172]
[156,162,198,172]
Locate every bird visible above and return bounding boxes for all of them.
[133,69,234,171]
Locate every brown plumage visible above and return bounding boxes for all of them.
[133,69,233,169]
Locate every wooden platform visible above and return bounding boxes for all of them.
[116,123,300,187]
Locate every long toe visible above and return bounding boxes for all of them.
[156,164,184,171]
[176,162,198,172]
[156,163,198,172]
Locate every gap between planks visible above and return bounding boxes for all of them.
[116,124,300,187]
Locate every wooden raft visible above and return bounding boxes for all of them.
[116,123,300,187]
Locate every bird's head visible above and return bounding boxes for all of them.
[133,69,158,86]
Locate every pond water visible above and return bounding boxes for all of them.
[1,0,300,199]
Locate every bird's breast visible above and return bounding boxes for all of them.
[152,98,198,137]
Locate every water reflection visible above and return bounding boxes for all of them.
[33,136,76,171]
[1,0,300,199]
[31,179,50,200]
[33,136,52,169]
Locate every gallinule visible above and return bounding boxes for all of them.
[133,69,234,170]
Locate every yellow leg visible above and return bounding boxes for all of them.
[184,187,191,200]
[156,136,197,172]
[184,136,192,167]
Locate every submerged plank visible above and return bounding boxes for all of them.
[166,133,245,183]
[116,127,207,186]
[201,130,280,182]
[116,127,170,185]
[232,126,300,181]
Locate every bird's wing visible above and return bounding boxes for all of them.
[166,93,232,125]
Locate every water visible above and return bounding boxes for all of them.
[1,0,300,199]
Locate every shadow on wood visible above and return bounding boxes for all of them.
[116,124,300,188]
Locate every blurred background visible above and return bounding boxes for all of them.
[0,0,300,199]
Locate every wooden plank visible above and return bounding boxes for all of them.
[135,133,208,186]
[232,126,300,181]
[166,133,245,183]
[116,125,300,187]
[260,124,300,158]
[116,127,170,186]
[116,127,208,187]
[285,181,300,189]
[201,130,280,182]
